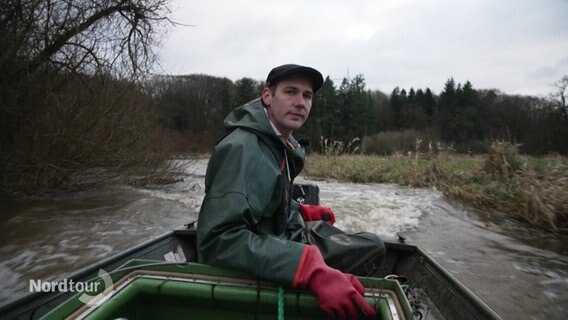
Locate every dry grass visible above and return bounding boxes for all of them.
[304,142,567,234]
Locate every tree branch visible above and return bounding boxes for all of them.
[30,2,141,71]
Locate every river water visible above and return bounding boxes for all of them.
[0,159,566,319]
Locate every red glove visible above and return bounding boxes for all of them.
[293,245,376,320]
[299,204,336,225]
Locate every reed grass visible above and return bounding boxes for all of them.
[303,142,567,234]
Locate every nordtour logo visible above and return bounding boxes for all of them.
[29,269,114,307]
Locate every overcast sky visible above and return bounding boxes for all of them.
[157,0,568,96]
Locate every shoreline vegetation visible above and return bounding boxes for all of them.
[303,141,567,234]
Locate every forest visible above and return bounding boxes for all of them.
[1,0,566,197]
[150,73,568,155]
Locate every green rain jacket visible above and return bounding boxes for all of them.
[197,98,308,287]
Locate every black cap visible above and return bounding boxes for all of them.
[266,64,324,93]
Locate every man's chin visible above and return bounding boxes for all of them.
[286,121,304,131]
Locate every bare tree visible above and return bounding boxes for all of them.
[0,0,179,195]
[1,0,173,78]
[550,75,568,123]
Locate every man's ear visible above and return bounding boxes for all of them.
[261,87,272,107]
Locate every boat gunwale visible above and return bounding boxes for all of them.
[405,246,503,320]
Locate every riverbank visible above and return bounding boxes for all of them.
[303,143,567,234]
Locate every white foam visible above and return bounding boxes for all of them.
[135,159,443,239]
[298,177,442,239]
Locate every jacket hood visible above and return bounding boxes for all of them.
[224,98,300,149]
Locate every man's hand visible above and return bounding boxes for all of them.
[293,245,376,319]
[299,204,336,225]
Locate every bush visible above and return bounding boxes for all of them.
[362,129,441,155]
[0,73,177,196]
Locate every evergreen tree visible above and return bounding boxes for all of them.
[371,89,391,132]
[423,88,436,118]
[390,87,403,129]
[436,78,459,142]
[298,76,339,151]
[235,77,261,106]
[408,88,416,103]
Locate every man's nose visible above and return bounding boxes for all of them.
[294,95,308,108]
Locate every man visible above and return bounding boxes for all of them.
[197,64,384,319]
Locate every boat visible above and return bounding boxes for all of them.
[0,226,502,320]
[0,183,503,319]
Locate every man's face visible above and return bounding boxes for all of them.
[262,75,313,138]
